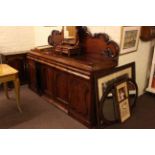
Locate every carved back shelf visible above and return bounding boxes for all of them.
[48,26,120,60]
[77,26,119,59]
[48,29,64,46]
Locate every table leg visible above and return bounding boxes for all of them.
[3,82,9,99]
[13,78,22,113]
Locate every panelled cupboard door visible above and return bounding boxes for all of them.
[41,65,54,97]
[68,75,91,121]
[27,59,37,92]
[54,69,69,105]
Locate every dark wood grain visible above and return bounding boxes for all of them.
[27,59,38,93]
[140,26,155,41]
[41,64,54,97]
[54,69,69,106]
[27,29,120,127]
[68,74,91,126]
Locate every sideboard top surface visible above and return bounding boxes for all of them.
[28,47,118,72]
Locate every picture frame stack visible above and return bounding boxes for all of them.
[95,62,138,128]
[95,62,135,103]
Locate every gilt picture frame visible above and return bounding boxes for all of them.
[118,99,131,123]
[115,80,131,123]
[120,26,141,55]
[116,81,128,102]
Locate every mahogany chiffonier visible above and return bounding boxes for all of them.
[27,27,120,127]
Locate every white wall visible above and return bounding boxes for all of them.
[0,26,35,53]
[34,26,62,46]
[88,26,121,44]
[119,40,153,95]
[34,26,122,46]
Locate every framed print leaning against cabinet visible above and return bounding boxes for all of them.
[95,62,136,127]
[95,62,135,103]
[114,79,131,123]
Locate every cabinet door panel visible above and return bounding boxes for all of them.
[41,65,54,97]
[54,69,69,105]
[27,59,37,92]
[69,75,91,120]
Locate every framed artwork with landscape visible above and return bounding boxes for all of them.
[120,26,141,55]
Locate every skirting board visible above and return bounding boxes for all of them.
[146,87,155,94]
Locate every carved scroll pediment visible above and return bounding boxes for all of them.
[85,33,119,58]
[48,30,64,46]
[48,26,120,59]
[48,26,79,46]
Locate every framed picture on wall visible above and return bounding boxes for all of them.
[120,26,141,55]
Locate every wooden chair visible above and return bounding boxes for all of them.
[0,64,22,112]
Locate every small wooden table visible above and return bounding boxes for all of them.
[0,64,22,112]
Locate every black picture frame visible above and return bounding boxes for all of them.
[95,62,135,105]
[94,62,136,128]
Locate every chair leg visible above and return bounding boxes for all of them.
[13,78,22,113]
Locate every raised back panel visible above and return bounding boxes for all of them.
[48,30,64,46]
[77,27,120,59]
[48,26,120,59]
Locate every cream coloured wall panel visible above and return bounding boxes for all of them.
[34,26,62,46]
[88,26,105,34]
[88,26,121,43]
[0,26,34,53]
[119,40,153,95]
